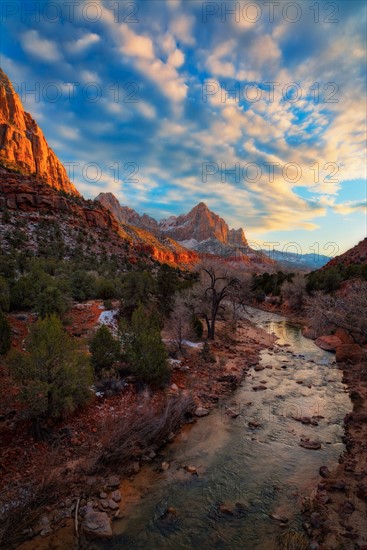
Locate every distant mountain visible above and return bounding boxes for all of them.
[321,238,367,270]
[97,193,258,254]
[263,249,331,270]
[0,68,79,196]
[96,192,159,233]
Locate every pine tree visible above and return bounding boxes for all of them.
[123,304,168,386]
[89,324,121,375]
[8,315,92,437]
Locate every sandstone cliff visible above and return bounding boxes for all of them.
[0,68,79,196]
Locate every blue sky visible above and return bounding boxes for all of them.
[1,0,366,254]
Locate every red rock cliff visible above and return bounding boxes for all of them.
[0,68,80,196]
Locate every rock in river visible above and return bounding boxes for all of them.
[300,438,321,450]
[195,407,209,417]
[83,511,112,539]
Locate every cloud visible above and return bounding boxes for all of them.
[66,33,100,53]
[170,14,195,45]
[167,48,185,67]
[20,30,60,62]
[58,126,80,140]
[80,70,101,84]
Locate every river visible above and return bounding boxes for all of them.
[97,307,351,550]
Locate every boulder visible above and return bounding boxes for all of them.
[82,511,112,539]
[303,326,317,339]
[334,328,354,344]
[315,335,343,352]
[336,344,364,364]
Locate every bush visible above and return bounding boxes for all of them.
[89,325,121,375]
[123,304,169,386]
[0,310,11,355]
[190,313,203,339]
[0,276,10,312]
[35,285,69,318]
[120,272,156,320]
[8,315,92,436]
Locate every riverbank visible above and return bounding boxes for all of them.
[302,355,367,549]
[1,314,274,549]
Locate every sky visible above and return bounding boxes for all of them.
[1,0,366,255]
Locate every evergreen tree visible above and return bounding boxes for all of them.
[123,304,168,386]
[89,324,121,374]
[8,315,92,437]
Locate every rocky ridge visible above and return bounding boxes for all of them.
[321,238,367,270]
[96,193,273,266]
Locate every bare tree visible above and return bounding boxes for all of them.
[281,273,307,311]
[305,280,367,344]
[192,261,240,340]
[227,271,252,320]
[167,293,193,352]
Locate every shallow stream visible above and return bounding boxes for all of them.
[99,307,351,550]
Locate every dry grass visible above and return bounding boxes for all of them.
[90,394,195,473]
[0,468,62,549]
[276,530,309,550]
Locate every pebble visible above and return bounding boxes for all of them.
[111,490,121,502]
[108,499,119,511]
[107,476,120,488]
[195,407,209,417]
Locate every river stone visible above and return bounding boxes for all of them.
[248,421,262,429]
[195,407,209,417]
[111,490,121,502]
[226,408,239,418]
[107,476,120,488]
[300,439,321,450]
[219,504,234,515]
[83,511,112,539]
[108,499,119,511]
[319,466,330,478]
[252,385,267,391]
[269,513,288,522]
[254,365,265,371]
[315,335,343,352]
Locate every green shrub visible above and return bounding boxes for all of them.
[0,310,11,355]
[90,324,121,375]
[0,276,10,312]
[190,313,203,339]
[36,286,69,319]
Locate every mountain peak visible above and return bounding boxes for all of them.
[194,201,209,210]
[0,68,80,196]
